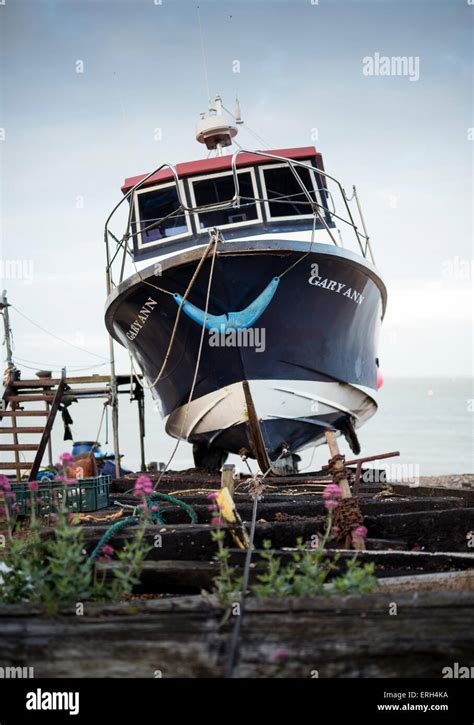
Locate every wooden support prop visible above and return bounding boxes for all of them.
[325,430,365,551]
[221,464,235,498]
[324,430,351,497]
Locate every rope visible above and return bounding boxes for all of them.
[131,232,218,391]
[11,306,109,361]
[120,236,219,497]
[89,492,197,561]
[151,236,218,491]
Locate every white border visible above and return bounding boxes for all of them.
[258,160,319,222]
[188,167,262,234]
[134,180,192,251]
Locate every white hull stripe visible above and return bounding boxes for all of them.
[165,379,377,439]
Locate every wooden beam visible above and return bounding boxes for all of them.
[0,427,44,434]
[28,370,67,481]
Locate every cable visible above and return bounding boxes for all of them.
[11,306,109,361]
[12,354,108,370]
[222,103,273,149]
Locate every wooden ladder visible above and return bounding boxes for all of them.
[0,369,68,481]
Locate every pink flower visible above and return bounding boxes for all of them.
[101,544,114,556]
[211,516,222,526]
[0,475,11,491]
[59,452,74,464]
[28,481,39,492]
[54,474,76,485]
[207,492,218,500]
[322,483,342,500]
[11,503,20,512]
[133,475,153,497]
[150,505,159,512]
[354,526,368,538]
[323,483,342,510]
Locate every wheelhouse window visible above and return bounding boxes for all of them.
[258,162,319,221]
[134,181,191,248]
[189,168,261,232]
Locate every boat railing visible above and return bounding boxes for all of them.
[104,151,375,288]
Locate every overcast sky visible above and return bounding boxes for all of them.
[0,0,472,383]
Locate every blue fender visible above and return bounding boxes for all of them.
[173,276,280,332]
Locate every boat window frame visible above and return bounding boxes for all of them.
[188,167,263,235]
[258,161,320,222]
[134,179,192,251]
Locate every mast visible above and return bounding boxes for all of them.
[105,243,121,480]
[0,290,14,368]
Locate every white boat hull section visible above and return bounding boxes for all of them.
[165,378,377,446]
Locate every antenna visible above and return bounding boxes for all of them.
[196,6,211,109]
[234,97,243,125]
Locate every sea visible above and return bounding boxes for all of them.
[46,377,473,478]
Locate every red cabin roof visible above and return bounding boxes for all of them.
[121,147,322,193]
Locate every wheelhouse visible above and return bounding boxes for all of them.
[123,147,334,261]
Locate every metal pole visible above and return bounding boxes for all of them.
[0,290,14,367]
[352,185,376,264]
[137,385,146,472]
[105,247,121,480]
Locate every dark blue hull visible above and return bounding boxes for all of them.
[105,241,386,467]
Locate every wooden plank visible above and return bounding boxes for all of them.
[11,374,135,388]
[76,516,474,560]
[6,394,53,403]
[378,569,474,593]
[0,427,44,434]
[97,557,474,596]
[0,461,35,469]
[0,592,472,678]
[364,508,474,552]
[0,411,48,417]
[0,444,38,451]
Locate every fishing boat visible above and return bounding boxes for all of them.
[104,97,386,473]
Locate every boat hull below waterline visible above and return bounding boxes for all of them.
[105,240,386,467]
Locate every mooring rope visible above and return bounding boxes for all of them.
[120,237,219,496]
[88,492,197,561]
[130,231,218,391]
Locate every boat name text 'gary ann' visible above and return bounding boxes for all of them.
[308,271,365,305]
[126,297,158,340]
